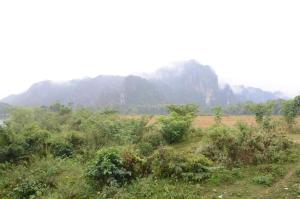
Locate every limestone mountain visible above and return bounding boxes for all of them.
[1,60,285,110]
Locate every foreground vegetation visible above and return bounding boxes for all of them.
[0,96,300,198]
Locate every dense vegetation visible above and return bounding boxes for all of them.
[0,102,10,119]
[0,96,299,198]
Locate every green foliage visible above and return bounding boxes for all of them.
[86,147,142,187]
[0,102,11,119]
[282,96,300,130]
[137,129,165,156]
[141,131,164,148]
[248,102,274,125]
[159,104,197,144]
[213,106,223,125]
[0,103,299,198]
[166,104,198,117]
[48,139,73,158]
[256,164,285,178]
[6,108,35,133]
[150,147,212,182]
[208,168,242,185]
[252,174,275,186]
[64,131,86,150]
[0,126,37,163]
[159,114,191,144]
[202,123,293,165]
[137,142,155,156]
[13,180,42,199]
[295,168,300,178]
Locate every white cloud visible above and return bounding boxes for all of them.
[0,0,299,98]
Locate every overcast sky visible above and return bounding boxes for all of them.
[0,0,299,99]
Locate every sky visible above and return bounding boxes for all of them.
[0,0,300,99]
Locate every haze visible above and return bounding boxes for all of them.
[0,0,299,99]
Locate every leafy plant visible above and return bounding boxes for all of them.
[159,104,197,144]
[86,147,141,187]
[150,147,212,182]
[252,174,275,186]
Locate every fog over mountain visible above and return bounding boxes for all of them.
[1,60,285,109]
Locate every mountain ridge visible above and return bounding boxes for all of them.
[1,60,286,108]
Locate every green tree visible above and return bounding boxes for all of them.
[159,104,198,144]
[248,102,274,125]
[166,104,198,117]
[282,96,300,129]
[213,106,223,125]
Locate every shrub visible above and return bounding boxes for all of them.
[0,157,69,199]
[141,130,164,148]
[13,180,43,199]
[159,113,192,144]
[49,141,73,158]
[295,168,300,178]
[0,128,26,163]
[0,123,50,163]
[0,143,25,163]
[158,105,197,144]
[166,104,198,117]
[86,147,142,187]
[137,142,155,156]
[252,174,275,186]
[22,128,50,156]
[208,168,242,185]
[213,106,223,125]
[150,147,212,182]
[282,98,300,130]
[65,131,85,149]
[202,124,293,165]
[247,102,274,125]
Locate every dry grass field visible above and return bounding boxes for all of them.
[193,115,300,128]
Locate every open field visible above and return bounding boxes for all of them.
[193,115,300,128]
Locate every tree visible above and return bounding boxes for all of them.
[248,102,274,125]
[282,96,300,129]
[166,104,198,117]
[159,104,198,144]
[213,106,223,125]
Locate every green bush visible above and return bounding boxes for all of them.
[0,157,70,199]
[86,147,142,187]
[22,128,50,156]
[158,104,197,144]
[208,168,242,185]
[49,141,73,158]
[0,143,25,163]
[295,168,300,178]
[137,142,155,156]
[13,180,43,199]
[65,131,85,149]
[141,131,164,148]
[256,164,285,177]
[202,124,293,165]
[0,128,26,163]
[252,174,275,186]
[138,131,165,156]
[150,147,212,182]
[159,113,191,144]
